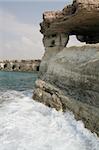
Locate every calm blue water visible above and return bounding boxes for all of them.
[0,71,99,150]
[0,71,38,91]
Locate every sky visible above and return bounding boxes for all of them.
[0,0,84,60]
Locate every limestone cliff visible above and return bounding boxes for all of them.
[33,0,99,136]
[0,60,41,72]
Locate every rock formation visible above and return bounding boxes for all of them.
[41,0,99,44]
[0,60,41,72]
[33,0,99,136]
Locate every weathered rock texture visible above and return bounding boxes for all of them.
[33,45,99,136]
[0,60,41,72]
[33,0,99,136]
[41,0,99,44]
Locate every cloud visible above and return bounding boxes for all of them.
[0,10,44,60]
[0,6,84,60]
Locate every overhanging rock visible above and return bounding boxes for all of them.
[40,0,99,44]
[33,0,99,136]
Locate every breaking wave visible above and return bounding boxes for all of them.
[0,90,99,150]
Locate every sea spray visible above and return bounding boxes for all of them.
[0,90,99,150]
[0,71,99,150]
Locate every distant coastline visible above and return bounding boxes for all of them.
[0,60,41,72]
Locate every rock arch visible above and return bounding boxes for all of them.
[4,64,7,69]
[33,0,99,137]
[36,66,39,71]
[41,0,99,46]
[12,64,16,70]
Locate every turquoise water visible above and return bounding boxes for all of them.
[0,71,99,150]
[0,71,38,91]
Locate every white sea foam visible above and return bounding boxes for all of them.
[0,90,99,150]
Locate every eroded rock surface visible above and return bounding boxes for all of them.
[0,60,41,72]
[33,79,99,136]
[41,0,99,44]
[33,45,99,136]
[33,0,99,136]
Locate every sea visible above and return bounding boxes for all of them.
[0,71,99,150]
